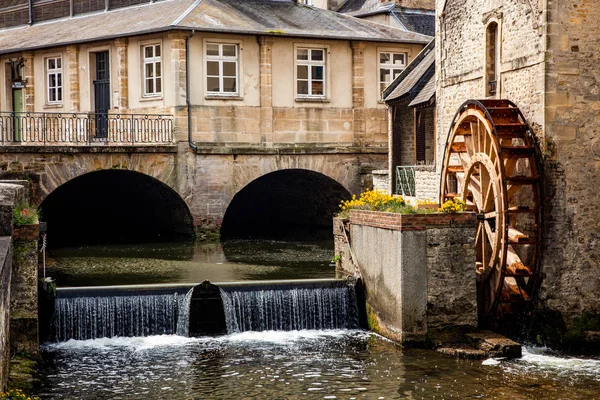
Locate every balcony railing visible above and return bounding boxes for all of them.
[395,166,416,197]
[0,111,174,145]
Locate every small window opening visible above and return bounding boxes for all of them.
[486,22,499,96]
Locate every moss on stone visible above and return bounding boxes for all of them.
[366,303,380,333]
[7,355,39,393]
[565,312,600,343]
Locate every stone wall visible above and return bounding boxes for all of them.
[0,236,11,391]
[372,170,390,194]
[10,224,39,356]
[414,165,439,201]
[426,221,477,331]
[541,0,600,328]
[336,210,477,343]
[0,182,28,391]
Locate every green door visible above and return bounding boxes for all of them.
[12,88,23,141]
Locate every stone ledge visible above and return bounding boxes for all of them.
[349,210,476,231]
[0,145,178,154]
[466,331,522,359]
[192,143,388,155]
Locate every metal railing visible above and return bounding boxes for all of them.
[395,166,416,197]
[0,111,174,145]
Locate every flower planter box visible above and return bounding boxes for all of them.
[13,224,39,241]
[348,209,476,231]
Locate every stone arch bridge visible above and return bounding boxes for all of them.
[0,145,385,243]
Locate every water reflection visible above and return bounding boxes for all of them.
[47,239,336,287]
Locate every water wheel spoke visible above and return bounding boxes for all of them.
[483,220,497,268]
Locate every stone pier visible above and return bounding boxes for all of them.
[334,210,477,343]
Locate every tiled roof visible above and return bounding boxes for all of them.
[1,0,28,8]
[178,0,432,43]
[337,0,392,15]
[338,0,434,14]
[394,8,435,37]
[0,0,431,54]
[408,73,434,106]
[383,39,434,103]
[0,0,197,55]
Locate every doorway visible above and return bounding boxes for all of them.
[93,51,110,139]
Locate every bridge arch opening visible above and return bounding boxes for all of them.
[40,170,194,247]
[221,169,351,241]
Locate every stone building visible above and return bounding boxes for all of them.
[436,0,600,338]
[0,0,431,242]
[383,41,436,201]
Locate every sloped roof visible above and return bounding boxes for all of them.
[408,73,434,106]
[338,0,434,15]
[337,0,393,16]
[0,0,197,55]
[394,8,435,37]
[178,0,431,43]
[383,39,434,104]
[1,0,28,8]
[0,0,431,54]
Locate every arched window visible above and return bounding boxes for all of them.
[486,22,499,96]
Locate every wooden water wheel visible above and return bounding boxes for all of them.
[440,100,543,325]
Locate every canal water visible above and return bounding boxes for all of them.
[46,239,336,287]
[37,239,600,399]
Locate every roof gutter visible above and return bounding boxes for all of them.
[186,29,197,151]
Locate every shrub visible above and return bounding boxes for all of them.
[13,201,39,226]
[0,389,40,400]
[337,189,415,217]
[438,198,466,213]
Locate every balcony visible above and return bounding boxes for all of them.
[0,111,174,145]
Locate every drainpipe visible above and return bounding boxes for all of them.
[186,30,198,151]
[28,0,33,25]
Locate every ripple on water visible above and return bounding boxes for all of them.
[38,332,600,400]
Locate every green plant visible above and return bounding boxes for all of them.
[331,254,341,263]
[337,189,416,217]
[13,201,39,226]
[0,389,40,400]
[438,198,465,213]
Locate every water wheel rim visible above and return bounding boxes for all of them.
[440,100,542,325]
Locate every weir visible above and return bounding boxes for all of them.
[51,278,363,342]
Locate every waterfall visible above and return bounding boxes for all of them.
[53,293,187,342]
[220,286,359,333]
[175,287,194,337]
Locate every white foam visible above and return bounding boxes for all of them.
[482,358,501,366]
[217,329,368,344]
[45,330,370,351]
[519,347,600,377]
[45,334,199,351]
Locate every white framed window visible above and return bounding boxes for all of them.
[299,0,314,5]
[379,51,407,95]
[206,43,239,95]
[296,47,326,98]
[143,44,162,97]
[46,56,62,104]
